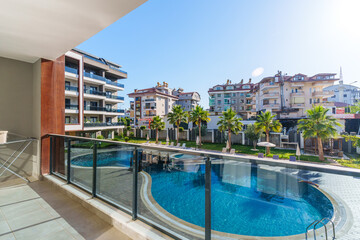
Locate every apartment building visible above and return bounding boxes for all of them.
[173,88,201,111]
[65,49,126,138]
[208,79,256,119]
[128,82,178,127]
[256,72,338,119]
[325,82,360,105]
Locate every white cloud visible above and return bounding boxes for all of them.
[252,67,264,77]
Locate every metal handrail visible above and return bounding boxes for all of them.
[314,220,328,240]
[320,218,336,240]
[44,133,360,177]
[305,220,318,240]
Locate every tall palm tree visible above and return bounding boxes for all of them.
[150,116,165,144]
[297,105,342,161]
[254,111,282,155]
[189,106,210,146]
[217,108,243,150]
[167,105,188,144]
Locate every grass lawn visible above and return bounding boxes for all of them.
[336,154,360,169]
[112,136,322,163]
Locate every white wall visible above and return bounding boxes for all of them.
[0,57,41,180]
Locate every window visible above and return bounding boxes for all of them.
[217,100,221,105]
[344,94,347,97]
[310,99,312,104]
[232,93,236,97]
[243,85,250,89]
[240,93,244,97]
[65,116,70,124]
[217,94,221,97]
[226,86,234,90]
[216,86,223,90]
[90,117,97,122]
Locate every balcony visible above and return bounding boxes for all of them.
[65,85,78,92]
[262,92,279,99]
[312,90,334,98]
[105,108,125,113]
[246,94,252,98]
[261,82,278,90]
[144,98,156,102]
[83,71,124,89]
[65,66,78,75]
[290,91,305,97]
[144,106,156,110]
[143,113,156,117]
[109,65,127,74]
[314,102,334,107]
[65,104,79,110]
[106,94,125,102]
[291,103,305,108]
[84,88,106,100]
[84,122,124,127]
[84,106,106,112]
[263,103,280,109]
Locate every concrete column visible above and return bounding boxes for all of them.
[211,129,215,143]
[241,131,245,145]
[187,129,190,141]
[299,132,304,149]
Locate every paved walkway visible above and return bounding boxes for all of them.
[0,181,131,240]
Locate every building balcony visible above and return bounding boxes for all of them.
[262,92,279,99]
[105,108,125,114]
[314,102,334,107]
[291,82,305,87]
[290,91,305,97]
[312,90,334,98]
[84,122,124,128]
[65,66,79,80]
[83,71,124,89]
[65,104,79,110]
[84,88,106,100]
[261,82,278,90]
[144,106,156,110]
[291,103,305,108]
[143,113,156,117]
[144,98,156,102]
[246,94,252,98]
[65,85,79,97]
[84,106,106,112]
[105,94,124,103]
[263,103,280,108]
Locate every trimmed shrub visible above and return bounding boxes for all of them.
[96,135,104,139]
[129,132,135,138]
[124,137,129,142]
[140,125,146,130]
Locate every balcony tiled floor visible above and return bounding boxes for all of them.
[0,181,131,240]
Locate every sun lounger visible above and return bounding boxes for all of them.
[230,149,235,155]
[273,155,279,160]
[176,143,180,147]
[222,148,227,153]
[289,156,296,162]
[182,143,186,148]
[258,153,264,158]
[170,142,174,147]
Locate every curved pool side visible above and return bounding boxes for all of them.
[140,170,343,240]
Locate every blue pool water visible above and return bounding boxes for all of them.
[71,151,133,167]
[71,150,334,237]
[149,162,334,237]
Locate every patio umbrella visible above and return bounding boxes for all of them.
[196,136,200,146]
[296,144,301,160]
[146,134,150,141]
[257,142,276,148]
[226,140,231,149]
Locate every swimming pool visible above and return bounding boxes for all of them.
[145,161,335,237]
[71,150,133,167]
[70,150,336,237]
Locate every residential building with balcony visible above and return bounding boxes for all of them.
[256,72,338,119]
[325,81,360,105]
[173,88,201,111]
[128,82,178,127]
[208,79,256,119]
[65,49,126,138]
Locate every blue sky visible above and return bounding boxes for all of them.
[77,0,360,109]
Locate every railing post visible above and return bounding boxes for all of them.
[92,141,98,198]
[205,156,211,240]
[67,138,71,184]
[49,136,53,174]
[132,147,139,220]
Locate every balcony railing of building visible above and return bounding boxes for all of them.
[106,94,124,101]
[105,108,125,113]
[109,65,127,74]
[65,66,79,75]
[84,122,124,127]
[83,71,124,88]
[291,103,305,108]
[144,99,156,102]
[290,91,305,96]
[144,106,156,110]
[65,104,79,110]
[262,92,279,98]
[143,113,156,117]
[84,88,106,97]
[46,134,360,240]
[83,55,105,65]
[65,85,79,92]
[246,94,252,98]
[263,103,280,107]
[312,90,334,97]
[84,106,106,112]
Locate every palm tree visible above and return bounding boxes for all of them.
[244,124,262,150]
[254,111,282,155]
[297,105,342,161]
[167,105,188,144]
[150,116,165,144]
[217,108,243,150]
[189,106,210,147]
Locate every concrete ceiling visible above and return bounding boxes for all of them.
[0,0,147,63]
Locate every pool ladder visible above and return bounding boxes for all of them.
[305,218,335,240]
